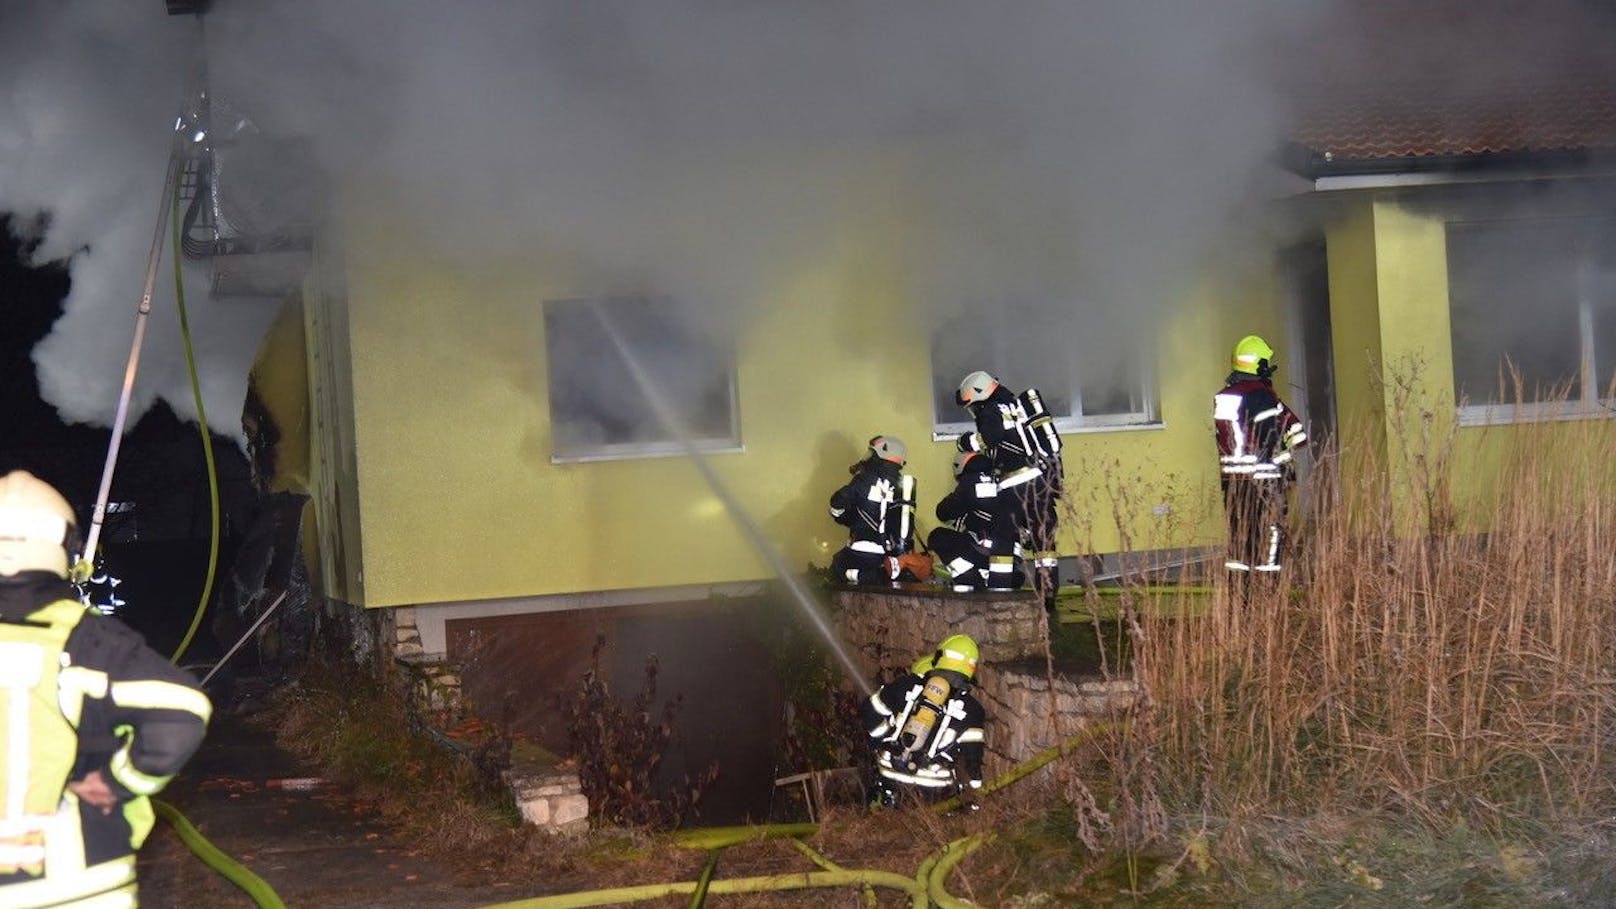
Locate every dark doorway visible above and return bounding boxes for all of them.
[447,597,785,825]
[1281,237,1336,446]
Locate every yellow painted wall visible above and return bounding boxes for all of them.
[1325,191,1616,531]
[1324,200,1388,504]
[315,212,1277,607]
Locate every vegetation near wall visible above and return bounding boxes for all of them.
[1126,398,1615,836]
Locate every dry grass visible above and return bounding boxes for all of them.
[1127,390,1616,833]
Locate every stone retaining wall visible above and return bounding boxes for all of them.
[974,668,1138,776]
[504,745,589,831]
[387,606,589,831]
[832,587,1046,678]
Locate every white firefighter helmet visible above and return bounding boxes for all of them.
[868,435,907,465]
[0,470,75,578]
[952,450,981,478]
[956,370,1000,406]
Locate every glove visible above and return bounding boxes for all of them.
[955,432,982,454]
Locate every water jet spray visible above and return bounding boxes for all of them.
[593,306,872,697]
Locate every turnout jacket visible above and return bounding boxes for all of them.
[862,672,986,789]
[935,464,1015,554]
[1213,373,1307,480]
[958,385,1055,490]
[0,573,211,908]
[829,458,915,556]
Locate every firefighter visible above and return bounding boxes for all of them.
[828,436,924,585]
[862,634,986,809]
[0,470,211,909]
[1214,336,1308,573]
[927,451,1023,591]
[955,371,1063,595]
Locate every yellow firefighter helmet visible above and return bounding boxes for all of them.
[0,471,76,578]
[1232,335,1275,375]
[913,633,979,680]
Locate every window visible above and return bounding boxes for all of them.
[1447,218,1616,424]
[929,308,1159,436]
[544,297,740,461]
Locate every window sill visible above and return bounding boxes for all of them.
[1456,403,1616,427]
[551,440,745,464]
[931,419,1164,442]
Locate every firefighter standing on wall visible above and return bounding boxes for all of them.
[1214,336,1308,574]
[0,470,212,909]
[862,634,986,809]
[927,451,1024,591]
[828,436,927,585]
[955,371,1063,595]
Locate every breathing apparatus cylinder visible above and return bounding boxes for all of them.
[896,671,953,767]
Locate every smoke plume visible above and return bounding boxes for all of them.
[7,1,1616,439]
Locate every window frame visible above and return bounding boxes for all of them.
[1446,216,1616,428]
[927,322,1162,440]
[543,296,745,464]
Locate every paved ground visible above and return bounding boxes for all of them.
[135,700,528,909]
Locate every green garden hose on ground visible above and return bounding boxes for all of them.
[153,799,287,909]
[926,834,991,908]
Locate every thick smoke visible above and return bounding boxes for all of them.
[0,4,279,441]
[8,2,1616,440]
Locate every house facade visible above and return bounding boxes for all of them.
[239,76,1616,668]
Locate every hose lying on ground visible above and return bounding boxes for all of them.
[153,799,287,909]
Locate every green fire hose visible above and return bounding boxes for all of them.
[153,799,286,909]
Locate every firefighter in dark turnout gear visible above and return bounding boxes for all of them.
[0,471,211,909]
[927,451,1023,591]
[1214,336,1308,573]
[862,634,986,809]
[955,371,1063,592]
[829,436,920,586]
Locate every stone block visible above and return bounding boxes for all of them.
[551,794,589,827]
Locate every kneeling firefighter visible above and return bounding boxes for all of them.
[828,436,929,585]
[861,634,986,808]
[0,471,212,909]
[927,451,1022,591]
[955,371,1063,595]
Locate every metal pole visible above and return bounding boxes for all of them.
[201,591,288,686]
[78,120,189,573]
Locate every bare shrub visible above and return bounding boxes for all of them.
[563,635,719,829]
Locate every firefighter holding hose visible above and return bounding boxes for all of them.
[0,470,211,909]
[862,634,986,809]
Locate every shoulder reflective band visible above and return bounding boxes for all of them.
[0,641,47,821]
[109,680,212,721]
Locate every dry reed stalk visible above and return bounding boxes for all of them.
[1125,380,1616,831]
